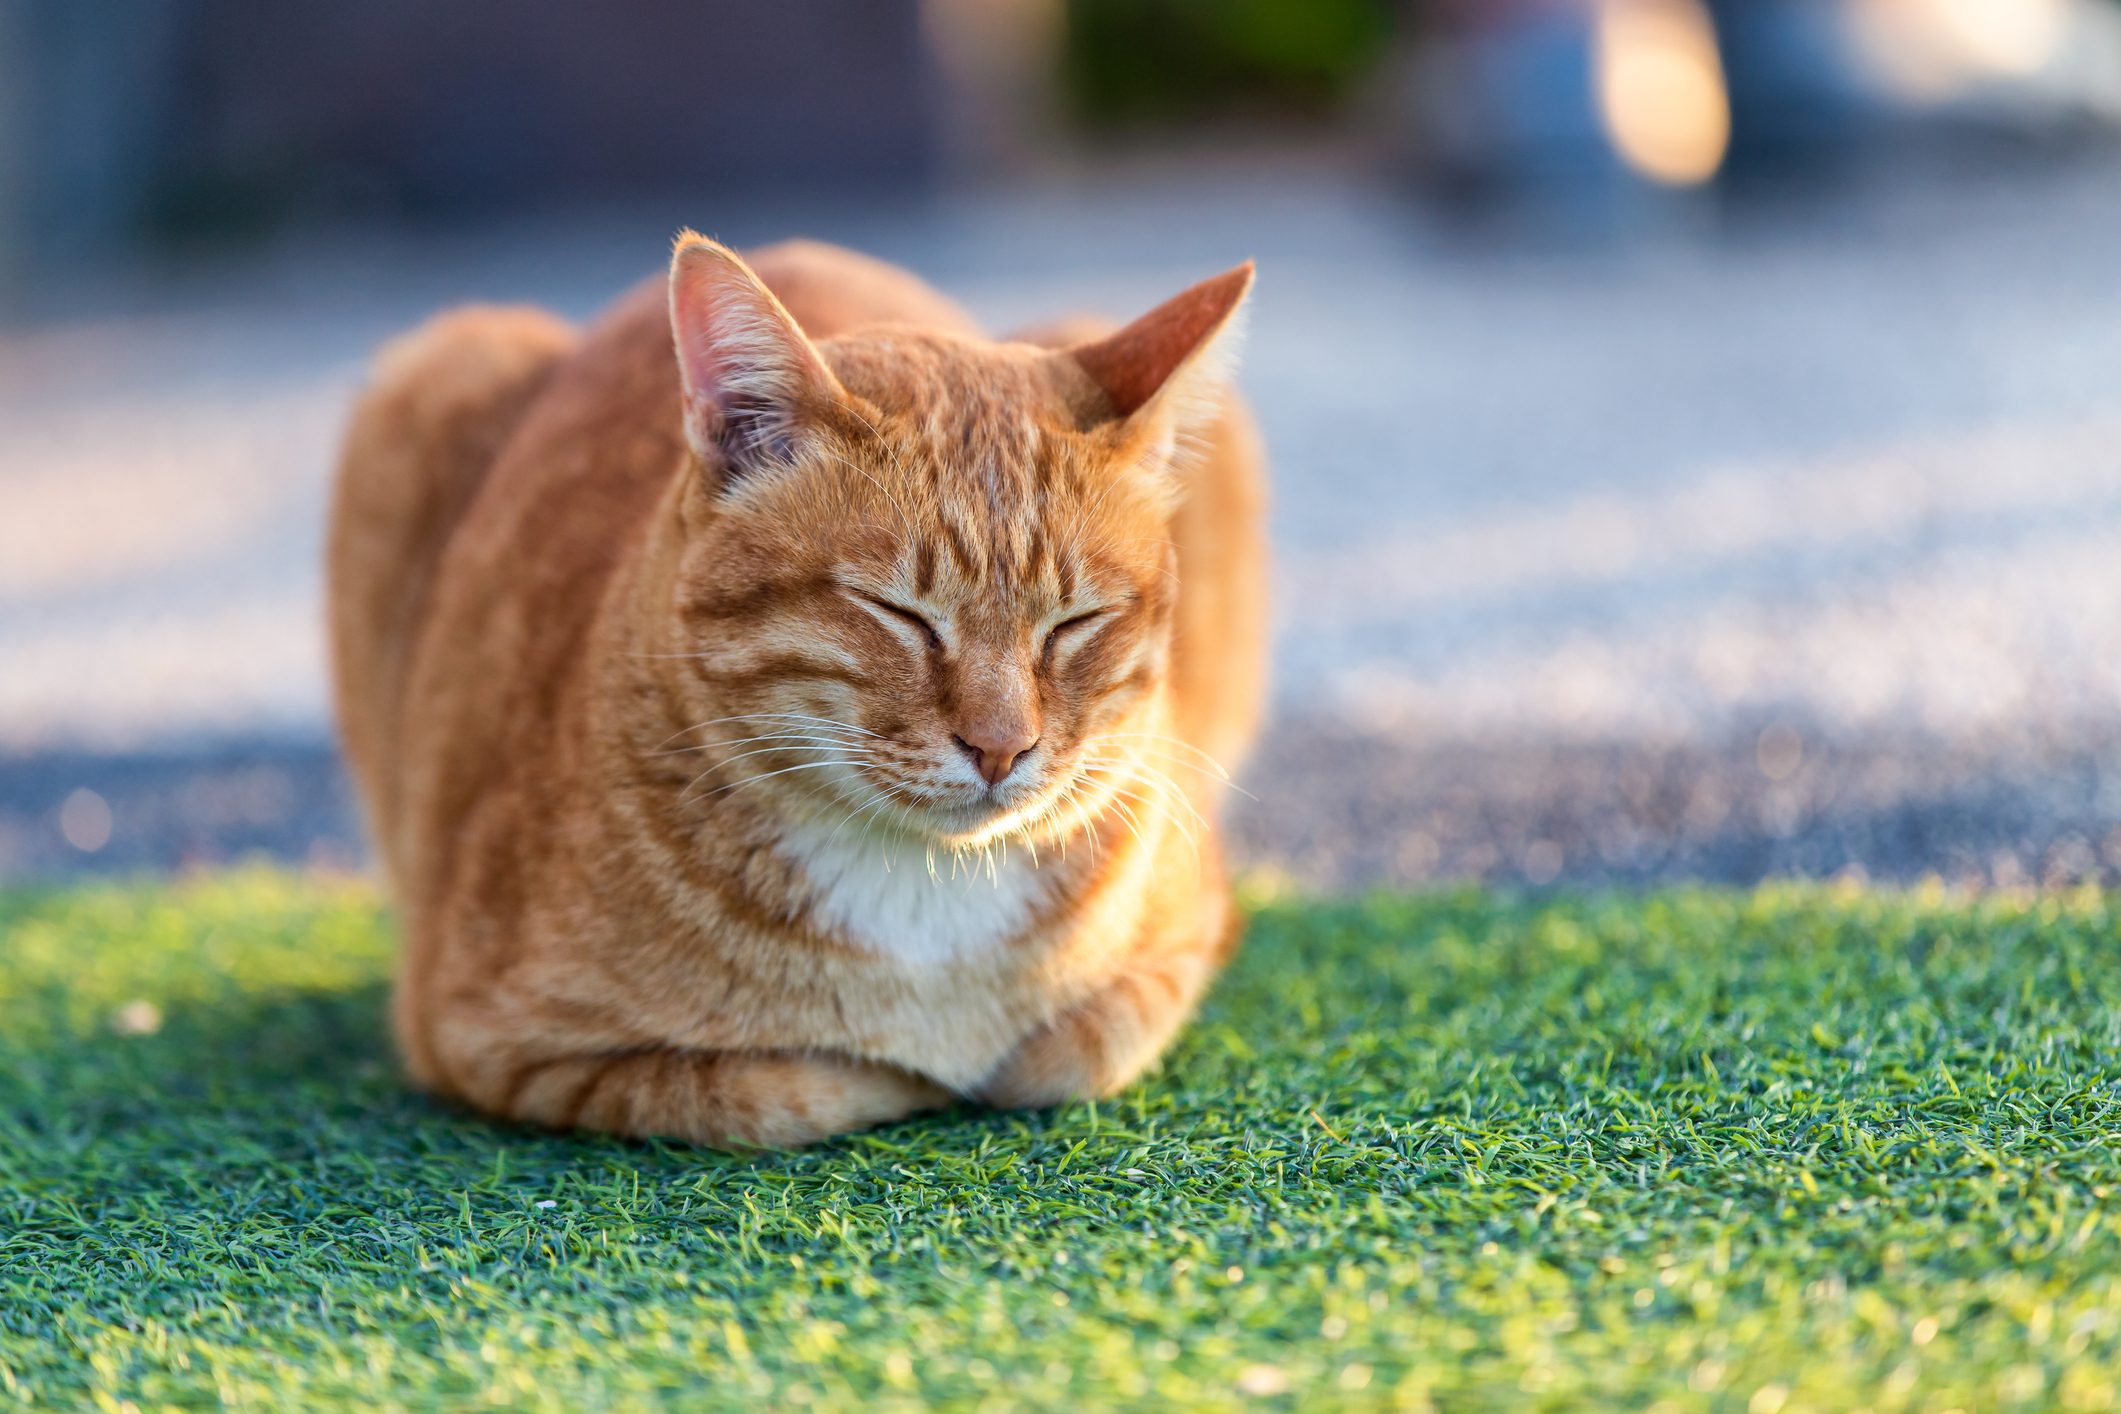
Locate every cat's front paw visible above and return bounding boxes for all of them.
[492,1047,950,1148]
[978,1006,1134,1111]
[980,959,1209,1110]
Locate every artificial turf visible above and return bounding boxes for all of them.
[1,874,2119,1410]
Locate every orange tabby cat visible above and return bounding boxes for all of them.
[328,235,1266,1146]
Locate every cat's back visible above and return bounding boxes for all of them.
[746,239,980,340]
[327,302,580,879]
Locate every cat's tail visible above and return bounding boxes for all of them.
[327,306,576,887]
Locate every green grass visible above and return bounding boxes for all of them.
[3,875,2121,1410]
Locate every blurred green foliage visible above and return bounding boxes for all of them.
[1062,0,1396,126]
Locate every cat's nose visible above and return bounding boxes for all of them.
[954,728,1039,786]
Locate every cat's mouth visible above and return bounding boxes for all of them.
[914,791,1032,841]
[873,775,1054,847]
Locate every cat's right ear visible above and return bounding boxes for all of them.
[668,232,840,489]
[1066,262,1253,433]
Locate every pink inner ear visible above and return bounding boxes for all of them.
[673,253,783,406]
[669,237,841,468]
[672,283,733,416]
[1072,263,1253,418]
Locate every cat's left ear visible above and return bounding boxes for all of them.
[669,231,841,488]
[1066,261,1254,439]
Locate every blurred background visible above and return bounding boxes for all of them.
[6,0,2121,890]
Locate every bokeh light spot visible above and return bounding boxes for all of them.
[1595,0,1732,187]
[58,788,113,853]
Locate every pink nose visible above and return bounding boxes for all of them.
[955,728,1039,785]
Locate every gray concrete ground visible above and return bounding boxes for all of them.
[6,155,2121,887]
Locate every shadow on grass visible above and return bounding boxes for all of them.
[5,981,414,1160]
[0,972,1044,1205]
[0,883,1401,1207]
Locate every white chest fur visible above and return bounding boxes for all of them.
[783,819,1050,969]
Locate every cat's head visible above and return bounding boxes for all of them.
[659,234,1250,847]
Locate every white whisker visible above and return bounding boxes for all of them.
[676,711,882,739]
[686,758,866,804]
[1097,731,1235,776]
[647,730,874,760]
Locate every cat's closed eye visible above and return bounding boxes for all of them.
[1042,609,1109,665]
[853,591,943,650]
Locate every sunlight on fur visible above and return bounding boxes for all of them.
[327,235,1267,1147]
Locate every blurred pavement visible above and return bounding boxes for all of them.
[8,156,2121,887]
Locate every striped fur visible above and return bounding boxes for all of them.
[327,237,1268,1146]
